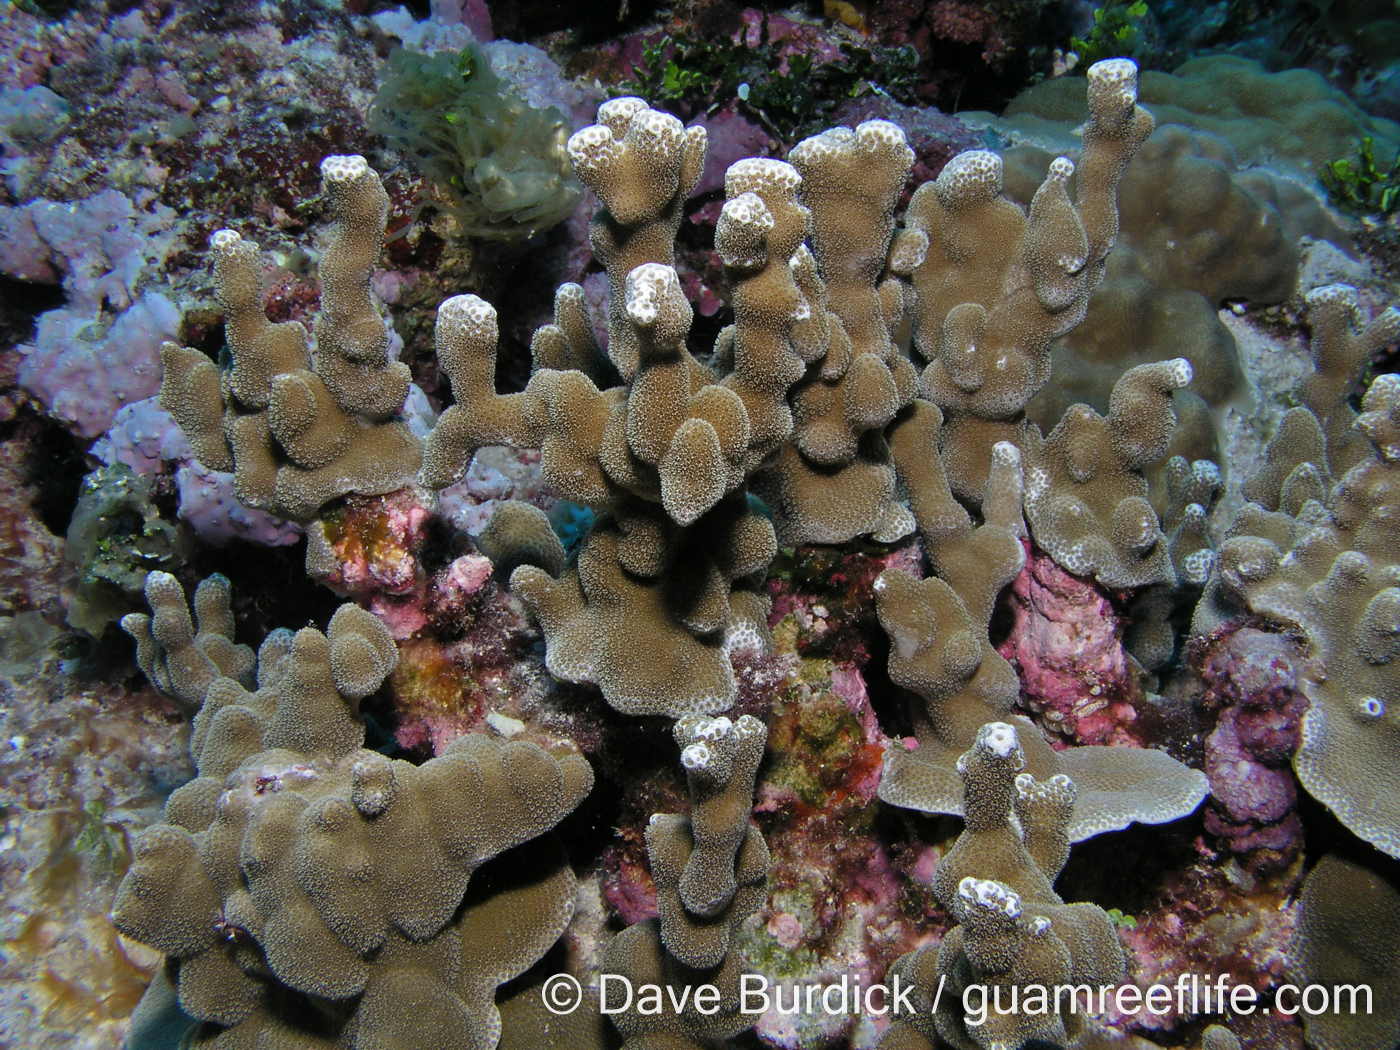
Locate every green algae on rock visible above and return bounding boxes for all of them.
[369,44,582,241]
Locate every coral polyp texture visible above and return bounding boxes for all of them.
[1205,285,1400,859]
[112,573,593,1048]
[159,155,423,523]
[874,402,1207,837]
[419,98,795,717]
[602,713,770,1046]
[879,722,1128,1050]
[1292,852,1400,1050]
[20,2,1400,1047]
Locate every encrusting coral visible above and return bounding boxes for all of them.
[1291,852,1400,1050]
[158,155,423,524]
[602,714,769,1046]
[1202,284,1400,859]
[878,722,1127,1050]
[112,572,593,1048]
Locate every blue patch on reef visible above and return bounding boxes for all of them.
[548,500,595,556]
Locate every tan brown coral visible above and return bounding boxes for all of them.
[907,59,1154,506]
[114,575,593,1049]
[601,716,768,1044]
[750,118,925,547]
[1023,358,1195,588]
[420,102,806,718]
[159,156,422,523]
[879,723,1126,1050]
[1291,852,1400,1050]
[877,399,1207,839]
[1206,285,1400,859]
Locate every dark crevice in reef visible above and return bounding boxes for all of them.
[1057,815,1201,917]
[487,0,664,43]
[1293,789,1399,880]
[0,275,65,351]
[184,537,343,649]
[862,621,917,742]
[556,758,626,872]
[20,408,90,537]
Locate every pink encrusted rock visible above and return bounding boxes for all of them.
[315,487,434,638]
[997,540,1140,746]
[154,70,198,113]
[766,912,804,950]
[604,845,660,926]
[387,590,542,756]
[443,554,492,597]
[1198,626,1302,714]
[321,488,431,600]
[688,102,774,197]
[737,8,844,67]
[1194,627,1307,858]
[1206,707,1297,825]
[829,665,885,804]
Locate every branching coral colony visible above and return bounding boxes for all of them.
[132,55,1400,1047]
[116,572,592,1048]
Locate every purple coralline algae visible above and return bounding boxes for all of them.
[1194,627,1308,861]
[5,190,178,438]
[93,397,303,548]
[998,539,1143,747]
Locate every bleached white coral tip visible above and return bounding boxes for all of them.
[321,154,369,181]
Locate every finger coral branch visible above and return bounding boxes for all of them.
[882,722,1127,1050]
[1207,284,1400,859]
[113,574,592,1049]
[601,715,768,1044]
[159,157,422,524]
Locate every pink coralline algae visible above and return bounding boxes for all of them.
[385,580,577,758]
[747,546,937,1049]
[314,487,433,635]
[1195,627,1308,858]
[1110,855,1300,1037]
[997,540,1142,746]
[689,102,775,197]
[736,8,845,69]
[604,842,661,927]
